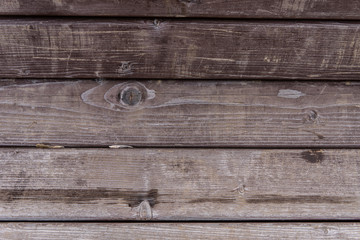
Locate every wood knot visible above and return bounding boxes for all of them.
[303,109,319,123]
[101,82,156,111]
[153,19,161,28]
[120,87,142,106]
[301,149,324,163]
[118,61,133,75]
[308,110,318,121]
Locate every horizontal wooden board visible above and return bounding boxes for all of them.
[1,80,360,147]
[0,223,359,239]
[2,0,360,20]
[1,19,360,79]
[0,148,360,220]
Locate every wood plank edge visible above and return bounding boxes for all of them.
[0,222,358,239]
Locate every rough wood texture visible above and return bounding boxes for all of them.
[1,79,360,147]
[1,0,360,20]
[1,19,360,79]
[0,223,359,239]
[0,148,360,220]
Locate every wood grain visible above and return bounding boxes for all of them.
[0,222,359,239]
[1,19,360,79]
[1,0,360,20]
[0,148,360,220]
[1,79,360,147]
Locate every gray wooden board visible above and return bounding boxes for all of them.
[1,79,360,147]
[0,223,359,239]
[0,19,360,79]
[0,148,359,220]
[1,0,360,20]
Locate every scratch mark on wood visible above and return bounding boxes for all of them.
[302,129,324,139]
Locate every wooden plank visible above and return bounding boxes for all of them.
[0,223,359,239]
[2,0,360,20]
[0,148,360,220]
[1,19,360,80]
[1,80,360,147]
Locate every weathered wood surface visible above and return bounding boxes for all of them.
[1,80,360,147]
[0,148,360,220]
[0,223,359,239]
[2,0,360,20]
[1,19,360,79]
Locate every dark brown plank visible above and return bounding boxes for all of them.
[1,19,360,79]
[0,223,359,239]
[1,80,360,147]
[2,0,360,20]
[0,148,360,220]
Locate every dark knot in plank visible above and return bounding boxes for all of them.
[301,149,324,163]
[120,87,142,106]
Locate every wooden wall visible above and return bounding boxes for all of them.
[0,0,360,239]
